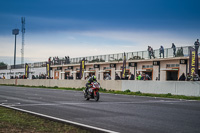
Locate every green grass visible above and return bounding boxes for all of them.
[1,84,200,100]
[0,106,90,133]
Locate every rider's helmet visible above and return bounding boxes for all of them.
[92,75,96,81]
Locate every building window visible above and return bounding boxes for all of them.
[142,65,153,69]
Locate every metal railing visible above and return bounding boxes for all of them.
[0,45,198,70]
[50,45,196,65]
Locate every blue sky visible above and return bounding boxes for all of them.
[0,0,200,64]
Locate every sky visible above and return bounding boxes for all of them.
[0,0,200,65]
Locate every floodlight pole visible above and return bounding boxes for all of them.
[14,34,17,68]
[12,29,19,69]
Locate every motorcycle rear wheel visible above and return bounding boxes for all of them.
[94,92,100,101]
[84,91,90,100]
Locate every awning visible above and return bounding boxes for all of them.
[136,69,152,72]
[71,71,77,74]
[99,70,105,73]
[161,68,179,71]
[115,70,122,72]
[84,71,95,73]
[99,70,110,73]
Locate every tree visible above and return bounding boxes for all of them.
[0,62,7,66]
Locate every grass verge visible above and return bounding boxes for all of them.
[0,106,90,133]
[1,84,200,100]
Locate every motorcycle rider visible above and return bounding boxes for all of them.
[85,75,97,95]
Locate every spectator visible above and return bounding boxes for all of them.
[128,72,134,80]
[69,75,74,79]
[186,73,192,81]
[115,73,120,80]
[147,46,151,59]
[159,45,164,58]
[180,47,184,56]
[85,75,90,80]
[140,73,145,80]
[141,73,151,80]
[48,57,51,63]
[136,73,141,80]
[179,73,186,81]
[194,39,199,53]
[151,47,155,59]
[3,75,5,79]
[105,73,111,80]
[171,43,176,57]
[192,72,199,81]
[145,74,151,80]
[156,77,159,81]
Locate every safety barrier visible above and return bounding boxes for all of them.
[0,79,199,96]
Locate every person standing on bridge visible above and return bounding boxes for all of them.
[194,39,199,54]
[172,43,176,57]
[159,45,164,58]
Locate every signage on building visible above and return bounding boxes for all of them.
[94,64,100,68]
[46,62,50,78]
[68,66,73,69]
[25,63,29,78]
[129,62,137,67]
[180,59,187,64]
[110,64,116,68]
[153,61,160,66]
[121,52,126,79]
[189,47,198,76]
[79,58,85,79]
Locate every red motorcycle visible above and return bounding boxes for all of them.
[84,82,100,101]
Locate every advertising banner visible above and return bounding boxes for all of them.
[79,58,85,79]
[46,62,50,78]
[25,63,29,78]
[121,53,126,79]
[189,47,198,76]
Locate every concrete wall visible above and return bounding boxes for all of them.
[0,79,200,96]
[121,81,200,96]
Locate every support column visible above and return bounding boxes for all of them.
[179,64,186,76]
[111,68,115,80]
[153,66,159,81]
[100,72,103,80]
[81,72,85,80]
[95,68,99,80]
[129,67,135,76]
[73,72,76,80]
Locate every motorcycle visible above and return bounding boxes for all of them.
[84,82,100,101]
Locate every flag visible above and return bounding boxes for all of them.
[46,62,50,78]
[121,52,126,79]
[79,58,85,79]
[189,47,198,76]
[25,63,29,78]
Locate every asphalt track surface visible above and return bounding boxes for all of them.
[0,86,200,133]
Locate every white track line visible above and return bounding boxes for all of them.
[0,104,119,133]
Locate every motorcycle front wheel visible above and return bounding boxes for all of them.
[94,92,100,101]
[84,91,90,100]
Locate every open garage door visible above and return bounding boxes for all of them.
[167,71,178,80]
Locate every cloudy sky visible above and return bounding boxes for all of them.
[0,0,200,65]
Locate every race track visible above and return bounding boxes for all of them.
[0,86,200,133]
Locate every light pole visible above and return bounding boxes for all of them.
[12,29,19,69]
